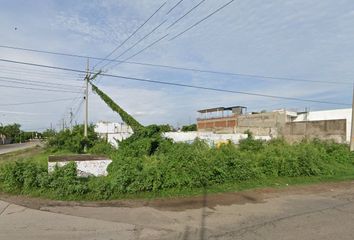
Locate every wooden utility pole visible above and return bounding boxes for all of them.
[350,86,354,151]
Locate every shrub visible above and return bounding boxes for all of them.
[181,124,197,132]
[239,134,264,152]
[47,125,99,153]
[89,140,115,155]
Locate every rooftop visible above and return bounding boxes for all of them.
[197,106,247,113]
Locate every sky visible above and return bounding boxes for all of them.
[0,0,354,131]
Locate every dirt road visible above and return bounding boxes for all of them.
[1,181,354,239]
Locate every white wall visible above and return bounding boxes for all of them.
[106,132,133,148]
[294,108,352,142]
[95,121,133,148]
[95,121,133,134]
[162,131,267,146]
[48,159,112,177]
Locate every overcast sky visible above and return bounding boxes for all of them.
[0,0,353,131]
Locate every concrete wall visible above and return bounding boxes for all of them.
[95,121,133,148]
[48,155,112,177]
[163,131,248,146]
[294,108,351,142]
[235,111,287,137]
[163,132,271,146]
[282,119,347,143]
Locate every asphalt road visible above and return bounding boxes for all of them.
[0,141,40,155]
[1,181,354,239]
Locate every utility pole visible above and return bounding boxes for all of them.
[69,108,73,131]
[350,86,354,151]
[84,58,90,152]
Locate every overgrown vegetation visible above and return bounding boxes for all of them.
[1,133,353,200]
[45,124,105,154]
[1,85,353,201]
[181,124,197,132]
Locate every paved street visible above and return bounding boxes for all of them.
[1,181,354,239]
[0,141,41,155]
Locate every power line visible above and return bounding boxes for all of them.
[0,45,348,85]
[0,76,84,89]
[100,19,168,70]
[93,1,168,69]
[166,0,185,15]
[0,78,83,91]
[0,98,76,106]
[102,0,205,70]
[0,68,83,83]
[106,34,169,71]
[170,0,235,40]
[0,68,83,81]
[101,0,188,70]
[72,97,85,123]
[59,84,85,125]
[0,58,350,106]
[0,82,82,93]
[91,74,351,107]
[167,0,206,29]
[0,64,84,79]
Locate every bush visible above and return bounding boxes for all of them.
[89,140,115,155]
[181,124,197,132]
[46,125,99,153]
[0,161,88,197]
[239,133,264,152]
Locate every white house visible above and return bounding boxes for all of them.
[94,121,133,148]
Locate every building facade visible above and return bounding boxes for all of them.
[196,106,352,143]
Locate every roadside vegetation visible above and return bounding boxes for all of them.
[0,85,353,201]
[0,126,353,200]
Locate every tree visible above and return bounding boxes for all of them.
[0,123,21,143]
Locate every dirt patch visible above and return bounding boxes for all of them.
[1,181,354,212]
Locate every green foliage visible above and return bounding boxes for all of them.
[181,124,197,132]
[0,123,21,143]
[91,83,143,132]
[89,140,115,155]
[0,132,353,200]
[239,132,264,151]
[42,129,56,139]
[46,124,99,153]
[0,160,87,196]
